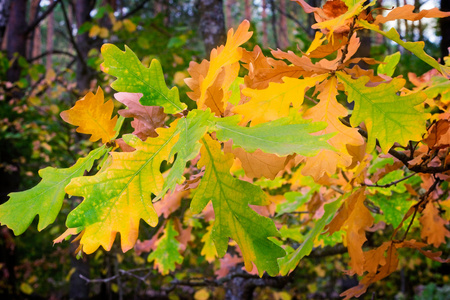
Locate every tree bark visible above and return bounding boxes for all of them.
[197,0,227,57]
[6,0,27,82]
[440,0,450,58]
[244,0,251,21]
[27,0,41,61]
[0,0,11,47]
[268,0,279,48]
[46,0,54,71]
[279,0,288,48]
[225,0,233,28]
[262,0,268,47]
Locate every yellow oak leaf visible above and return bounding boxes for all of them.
[302,77,364,180]
[234,74,328,125]
[60,87,117,143]
[420,201,450,248]
[65,123,180,254]
[198,20,252,110]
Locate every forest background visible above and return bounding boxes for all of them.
[0,0,449,299]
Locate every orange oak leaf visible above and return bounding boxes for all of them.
[185,58,239,116]
[374,5,450,25]
[224,141,289,180]
[419,201,450,248]
[343,187,374,276]
[241,46,311,89]
[198,20,252,110]
[324,188,363,235]
[341,241,399,299]
[302,77,364,181]
[60,87,117,143]
[115,92,166,140]
[271,49,331,74]
[424,119,450,150]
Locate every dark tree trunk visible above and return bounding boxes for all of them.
[0,0,12,47]
[197,0,227,57]
[441,0,450,59]
[6,0,27,82]
[74,0,96,92]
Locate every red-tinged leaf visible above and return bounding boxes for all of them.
[115,92,166,140]
[60,87,117,143]
[215,253,243,279]
[154,190,188,218]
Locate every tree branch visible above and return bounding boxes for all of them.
[60,0,87,69]
[362,173,416,188]
[28,49,75,62]
[25,0,61,35]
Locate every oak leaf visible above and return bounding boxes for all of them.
[279,196,344,275]
[147,220,184,275]
[65,123,180,254]
[342,188,373,276]
[101,44,186,113]
[419,201,450,248]
[374,5,450,25]
[233,74,328,125]
[214,114,333,156]
[337,72,428,152]
[191,135,285,276]
[60,87,117,143]
[302,77,364,181]
[198,20,252,110]
[0,146,107,235]
[115,92,166,140]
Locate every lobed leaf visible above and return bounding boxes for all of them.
[147,220,184,275]
[279,195,344,275]
[191,135,285,276]
[60,87,117,143]
[0,146,107,235]
[65,123,180,254]
[101,44,186,113]
[337,72,428,152]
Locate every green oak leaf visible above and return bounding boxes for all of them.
[0,146,107,235]
[191,135,286,276]
[337,72,427,153]
[369,192,412,229]
[65,123,180,254]
[159,109,214,198]
[147,220,184,275]
[213,114,333,156]
[101,44,186,114]
[377,51,401,77]
[358,20,450,77]
[279,196,344,275]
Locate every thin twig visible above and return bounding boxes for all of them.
[362,173,416,188]
[60,1,87,69]
[28,49,75,62]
